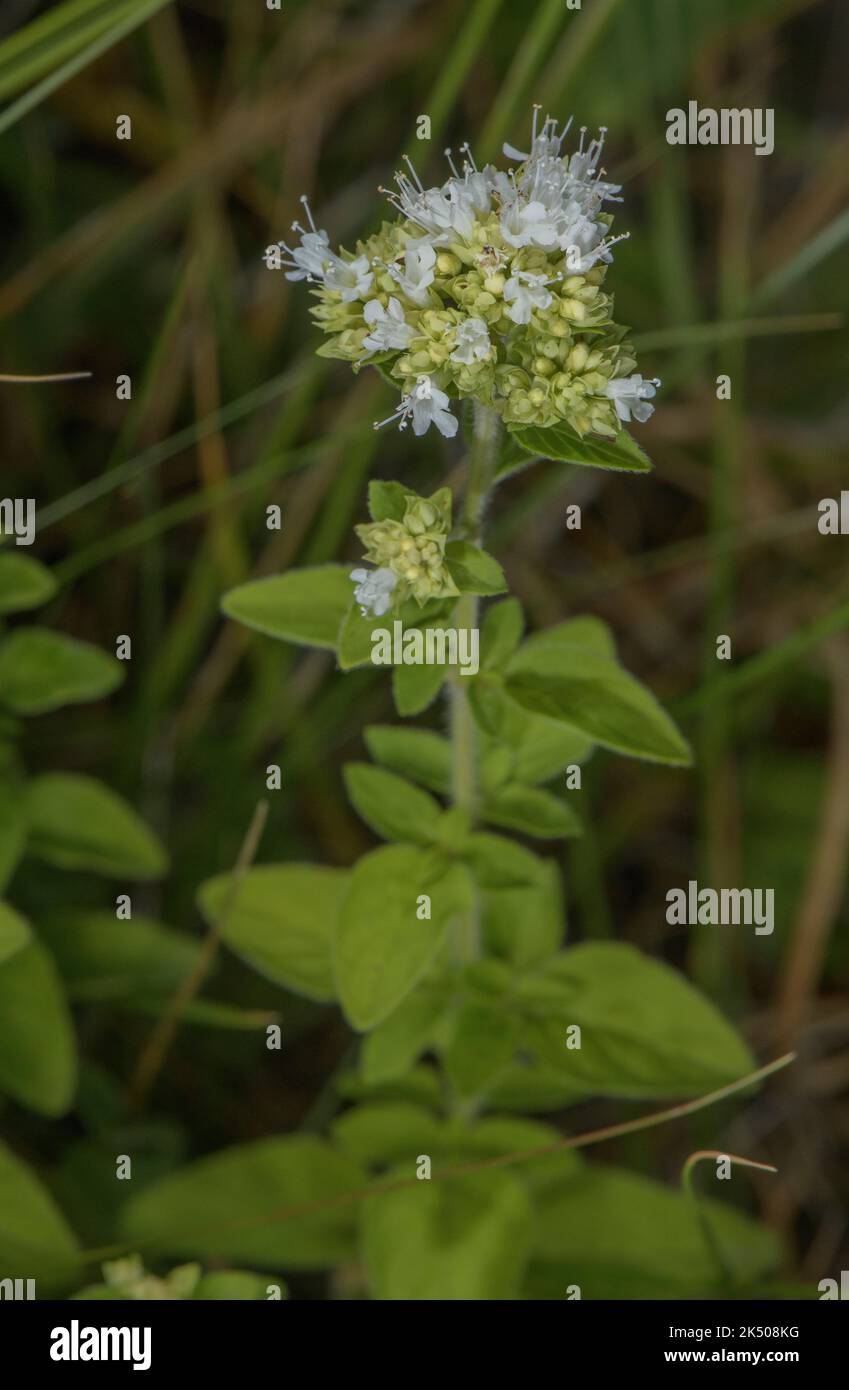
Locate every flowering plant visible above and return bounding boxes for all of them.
[195,111,779,1300]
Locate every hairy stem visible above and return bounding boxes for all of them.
[449,404,502,962]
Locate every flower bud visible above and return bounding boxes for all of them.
[568,343,589,372]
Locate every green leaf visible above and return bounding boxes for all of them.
[444,1002,518,1096]
[444,541,507,596]
[480,597,525,670]
[367,480,409,522]
[335,845,472,1030]
[197,864,347,1003]
[0,627,122,715]
[483,783,583,839]
[333,1103,443,1169]
[0,552,57,614]
[506,648,691,767]
[519,615,617,660]
[338,1063,443,1113]
[487,1063,589,1113]
[517,944,754,1097]
[337,596,451,671]
[0,780,28,890]
[482,859,565,967]
[463,832,543,888]
[363,1169,532,1300]
[121,1137,366,1270]
[222,565,353,649]
[344,763,442,845]
[39,911,200,1002]
[0,1141,79,1282]
[0,900,30,965]
[532,1166,780,1292]
[364,725,452,795]
[511,421,652,473]
[496,717,592,787]
[360,986,448,1085]
[0,941,77,1116]
[26,774,168,878]
[391,645,449,715]
[445,1115,572,1167]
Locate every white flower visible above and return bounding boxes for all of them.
[450,317,492,365]
[362,297,414,354]
[605,374,660,424]
[384,152,496,244]
[557,202,612,267]
[350,566,397,618]
[275,198,373,300]
[276,196,336,283]
[389,242,436,306]
[375,381,458,438]
[324,253,373,303]
[564,125,622,203]
[503,108,573,163]
[279,228,332,282]
[503,272,553,325]
[500,197,561,249]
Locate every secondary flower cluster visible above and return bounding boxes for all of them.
[271,111,659,439]
[102,1256,200,1301]
[350,487,457,617]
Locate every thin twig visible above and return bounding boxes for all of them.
[0,371,92,383]
[682,1149,779,1287]
[128,799,269,1112]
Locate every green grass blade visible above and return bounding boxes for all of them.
[0,0,173,137]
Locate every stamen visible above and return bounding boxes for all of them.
[402,155,425,192]
[444,148,460,179]
[300,195,318,232]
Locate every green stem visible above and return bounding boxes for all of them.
[449,404,502,963]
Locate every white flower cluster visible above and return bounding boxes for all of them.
[270,110,659,440]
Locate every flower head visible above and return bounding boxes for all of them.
[276,109,658,439]
[353,488,458,610]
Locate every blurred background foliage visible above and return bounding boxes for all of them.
[0,0,847,1298]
